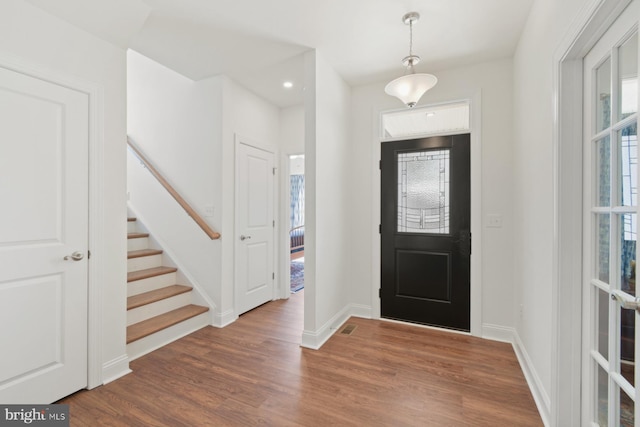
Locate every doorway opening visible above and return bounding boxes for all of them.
[289,154,305,293]
[378,100,474,331]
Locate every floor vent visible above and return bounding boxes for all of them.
[340,324,357,335]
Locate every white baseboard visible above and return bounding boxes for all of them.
[301,304,351,350]
[482,323,515,343]
[512,330,551,427]
[213,308,237,328]
[101,354,131,385]
[349,303,372,319]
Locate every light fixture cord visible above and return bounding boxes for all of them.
[408,19,415,73]
[409,19,413,58]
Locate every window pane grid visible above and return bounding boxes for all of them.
[589,32,638,427]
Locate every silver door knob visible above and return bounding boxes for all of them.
[240,235,252,241]
[64,251,84,261]
[611,290,640,312]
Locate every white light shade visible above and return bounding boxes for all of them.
[385,73,438,108]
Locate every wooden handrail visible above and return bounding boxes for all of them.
[127,138,221,240]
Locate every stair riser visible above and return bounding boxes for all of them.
[127,312,209,361]
[127,293,193,326]
[127,255,162,272]
[127,222,137,233]
[127,237,149,251]
[128,273,177,296]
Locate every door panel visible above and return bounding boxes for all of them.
[583,1,639,424]
[0,66,88,403]
[381,134,470,331]
[236,142,275,315]
[396,250,451,301]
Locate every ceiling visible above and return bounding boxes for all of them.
[25,0,534,108]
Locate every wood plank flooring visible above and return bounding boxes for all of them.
[60,291,542,426]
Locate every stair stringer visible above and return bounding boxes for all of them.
[126,206,217,326]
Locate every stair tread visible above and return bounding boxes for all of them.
[127,305,209,344]
[127,285,192,310]
[128,232,149,239]
[127,266,177,282]
[127,217,137,222]
[128,249,163,259]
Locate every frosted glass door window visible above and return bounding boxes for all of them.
[397,149,450,233]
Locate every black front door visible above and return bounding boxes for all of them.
[381,134,471,331]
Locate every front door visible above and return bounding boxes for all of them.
[582,1,640,424]
[0,66,89,403]
[235,141,275,315]
[381,134,471,331]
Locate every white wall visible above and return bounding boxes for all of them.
[281,105,305,155]
[0,0,129,382]
[290,156,305,175]
[302,50,352,348]
[349,58,515,331]
[127,51,222,226]
[127,50,223,318]
[512,0,592,420]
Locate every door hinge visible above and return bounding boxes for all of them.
[379,288,382,298]
[379,224,381,234]
[88,250,91,259]
[273,167,276,175]
[272,272,275,280]
[273,220,275,227]
[470,232,472,255]
[379,160,382,170]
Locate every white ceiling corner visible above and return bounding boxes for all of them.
[25,0,151,49]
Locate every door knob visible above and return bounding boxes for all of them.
[64,251,84,261]
[240,235,252,241]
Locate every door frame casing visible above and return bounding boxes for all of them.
[371,93,483,336]
[233,134,279,313]
[552,0,634,424]
[0,53,106,389]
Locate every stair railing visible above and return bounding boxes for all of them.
[127,137,221,240]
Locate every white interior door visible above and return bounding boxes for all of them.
[583,1,640,425]
[0,66,89,403]
[235,141,275,315]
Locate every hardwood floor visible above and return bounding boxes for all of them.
[60,291,542,426]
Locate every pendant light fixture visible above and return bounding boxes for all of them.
[385,12,437,108]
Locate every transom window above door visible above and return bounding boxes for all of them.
[381,101,470,140]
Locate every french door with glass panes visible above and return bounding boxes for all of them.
[583,1,639,425]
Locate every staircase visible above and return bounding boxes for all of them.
[126,216,210,360]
